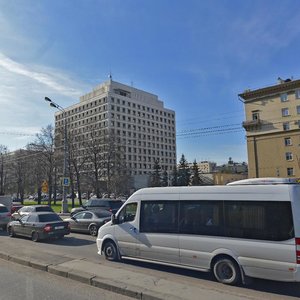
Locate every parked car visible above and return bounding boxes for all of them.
[7,212,70,242]
[12,205,54,220]
[0,204,11,230]
[65,210,112,236]
[70,198,123,216]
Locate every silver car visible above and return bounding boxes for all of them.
[0,204,11,230]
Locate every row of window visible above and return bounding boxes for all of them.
[110,108,174,124]
[110,97,175,119]
[111,120,175,132]
[120,200,293,241]
[280,90,300,102]
[281,106,300,117]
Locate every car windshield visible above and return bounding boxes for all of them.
[0,206,8,213]
[36,206,53,212]
[94,210,112,218]
[38,214,61,222]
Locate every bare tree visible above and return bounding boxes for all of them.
[27,125,55,205]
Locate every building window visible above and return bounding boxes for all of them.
[296,90,300,99]
[283,122,290,131]
[287,168,294,176]
[280,93,288,102]
[284,137,292,146]
[282,108,290,117]
[252,111,260,120]
[285,152,293,161]
[297,106,300,114]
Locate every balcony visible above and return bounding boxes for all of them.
[242,119,262,131]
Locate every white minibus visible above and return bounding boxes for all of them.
[96,179,300,285]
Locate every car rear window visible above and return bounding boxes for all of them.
[0,206,8,213]
[38,214,61,222]
[36,206,53,212]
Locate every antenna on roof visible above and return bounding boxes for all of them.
[108,71,112,81]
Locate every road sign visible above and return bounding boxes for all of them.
[62,177,70,187]
[41,180,48,193]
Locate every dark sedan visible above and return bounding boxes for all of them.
[64,210,111,236]
[70,198,123,216]
[7,212,70,242]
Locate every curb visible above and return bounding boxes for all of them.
[0,252,181,300]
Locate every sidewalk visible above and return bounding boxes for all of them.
[0,242,258,300]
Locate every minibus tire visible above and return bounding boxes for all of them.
[103,241,119,261]
[212,257,241,285]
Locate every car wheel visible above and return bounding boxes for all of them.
[89,225,98,236]
[103,241,119,261]
[7,226,15,237]
[31,231,39,242]
[212,257,241,285]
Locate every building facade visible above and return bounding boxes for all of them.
[54,79,176,190]
[239,78,300,178]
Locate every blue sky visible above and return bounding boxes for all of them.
[1,0,300,164]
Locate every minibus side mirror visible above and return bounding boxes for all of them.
[111,214,119,224]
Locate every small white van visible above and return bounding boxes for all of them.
[96,179,300,285]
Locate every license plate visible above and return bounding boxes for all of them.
[55,226,64,230]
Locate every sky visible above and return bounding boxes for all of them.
[1,0,300,165]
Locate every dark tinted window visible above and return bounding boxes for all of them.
[224,201,293,241]
[0,206,8,213]
[38,214,61,222]
[140,201,178,233]
[35,206,53,212]
[179,201,223,236]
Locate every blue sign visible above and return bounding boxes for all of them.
[62,177,70,186]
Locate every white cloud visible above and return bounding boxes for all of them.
[0,52,84,98]
[0,52,89,150]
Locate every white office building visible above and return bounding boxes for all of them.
[54,78,176,190]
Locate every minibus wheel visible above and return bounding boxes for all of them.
[103,241,119,261]
[212,257,241,285]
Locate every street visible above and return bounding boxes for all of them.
[0,258,132,300]
[0,229,300,299]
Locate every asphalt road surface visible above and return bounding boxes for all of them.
[1,229,300,300]
[0,258,132,300]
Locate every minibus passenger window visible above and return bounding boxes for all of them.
[140,201,178,233]
[118,203,137,224]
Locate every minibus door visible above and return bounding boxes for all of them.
[114,202,139,257]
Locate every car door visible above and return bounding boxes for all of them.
[15,215,30,236]
[23,214,38,237]
[114,202,138,257]
[81,211,94,232]
[71,211,86,232]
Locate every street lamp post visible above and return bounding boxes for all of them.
[45,97,69,213]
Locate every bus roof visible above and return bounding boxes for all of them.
[227,177,300,186]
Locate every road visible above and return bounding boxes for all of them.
[0,258,132,300]
[0,229,300,299]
